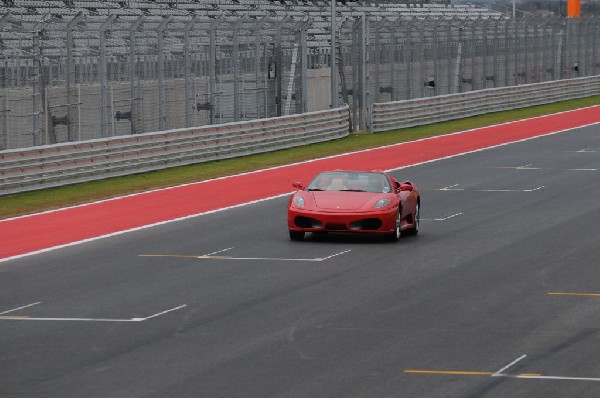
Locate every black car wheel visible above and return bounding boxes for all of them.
[404,203,420,236]
[384,209,401,242]
[289,231,305,241]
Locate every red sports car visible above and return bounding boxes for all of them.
[287,170,420,241]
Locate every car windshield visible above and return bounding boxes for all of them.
[307,171,392,193]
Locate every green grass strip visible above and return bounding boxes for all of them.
[2,95,599,220]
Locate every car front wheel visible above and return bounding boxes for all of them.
[384,209,401,242]
[405,203,419,236]
[289,230,305,241]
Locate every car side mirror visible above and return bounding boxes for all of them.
[400,184,413,192]
[292,182,305,190]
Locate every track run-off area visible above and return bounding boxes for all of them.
[1,105,600,397]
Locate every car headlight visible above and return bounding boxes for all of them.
[293,195,305,207]
[374,198,391,208]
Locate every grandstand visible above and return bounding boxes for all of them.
[1,0,502,54]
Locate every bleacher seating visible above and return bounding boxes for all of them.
[1,0,502,65]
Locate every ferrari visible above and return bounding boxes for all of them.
[287,170,420,241]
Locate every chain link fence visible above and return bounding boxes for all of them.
[0,15,309,149]
[340,16,600,131]
[1,14,599,149]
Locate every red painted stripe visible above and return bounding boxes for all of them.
[2,106,599,260]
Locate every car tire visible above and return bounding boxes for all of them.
[289,231,305,241]
[384,208,401,242]
[405,203,420,236]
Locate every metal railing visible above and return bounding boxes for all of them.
[369,76,600,132]
[0,105,349,195]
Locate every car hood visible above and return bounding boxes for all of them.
[311,191,377,211]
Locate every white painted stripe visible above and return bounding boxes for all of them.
[438,186,545,193]
[440,184,463,191]
[204,247,234,256]
[495,166,597,171]
[0,317,140,322]
[202,257,324,262]
[319,249,352,261]
[0,304,187,322]
[510,374,600,382]
[2,117,599,264]
[140,304,187,320]
[493,354,527,377]
[480,186,545,192]
[0,302,42,315]
[434,212,463,221]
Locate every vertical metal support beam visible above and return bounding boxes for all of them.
[391,23,398,101]
[254,23,263,118]
[419,20,426,97]
[455,27,464,93]
[492,20,498,88]
[576,19,581,76]
[209,25,216,125]
[359,14,368,132]
[470,21,476,91]
[99,15,115,138]
[32,28,42,146]
[275,22,283,116]
[593,20,599,76]
[66,13,82,141]
[157,17,171,131]
[233,23,241,121]
[433,23,439,96]
[524,20,530,84]
[300,27,308,114]
[129,17,143,134]
[556,28,564,80]
[504,20,510,87]
[482,20,488,88]
[351,18,359,129]
[184,18,195,128]
[446,22,452,95]
[513,20,519,85]
[373,24,380,103]
[330,0,338,108]
[406,22,413,99]
[533,22,539,82]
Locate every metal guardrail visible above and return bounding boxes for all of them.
[0,106,350,196]
[369,76,600,133]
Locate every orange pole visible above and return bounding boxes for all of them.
[568,0,581,18]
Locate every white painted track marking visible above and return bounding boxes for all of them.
[421,212,463,221]
[0,302,42,315]
[507,374,600,382]
[140,250,352,262]
[320,249,352,261]
[492,354,527,377]
[438,184,545,193]
[493,165,598,172]
[0,304,187,323]
[204,247,234,256]
[136,304,188,321]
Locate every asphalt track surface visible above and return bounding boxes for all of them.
[1,120,600,397]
